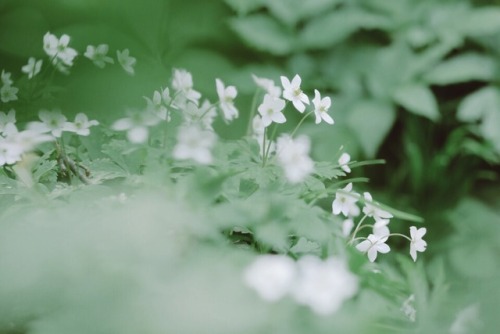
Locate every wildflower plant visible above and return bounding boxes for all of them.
[0,30,441,333]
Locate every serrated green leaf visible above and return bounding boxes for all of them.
[229,14,294,55]
[424,53,496,85]
[239,178,259,198]
[457,86,500,122]
[393,83,440,121]
[300,8,390,50]
[266,0,340,26]
[32,160,58,184]
[347,100,396,158]
[290,237,321,255]
[254,222,289,251]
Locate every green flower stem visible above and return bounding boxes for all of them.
[262,125,277,167]
[290,110,314,137]
[246,89,260,136]
[349,214,369,245]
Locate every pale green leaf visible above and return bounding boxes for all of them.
[424,53,497,85]
[393,83,440,121]
[229,14,294,55]
[460,7,500,36]
[266,0,341,26]
[224,0,265,15]
[457,86,500,122]
[299,8,390,50]
[347,100,396,158]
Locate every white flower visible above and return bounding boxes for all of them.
[0,129,52,166]
[215,78,238,122]
[252,74,282,98]
[291,256,358,315]
[66,113,99,136]
[145,90,169,121]
[338,152,351,173]
[0,137,22,166]
[342,218,354,237]
[355,234,391,262]
[1,70,13,86]
[84,44,114,68]
[363,192,393,222]
[0,84,18,103]
[111,110,160,143]
[258,94,286,127]
[183,100,217,129]
[312,89,334,124]
[409,226,427,262]
[281,74,309,113]
[244,255,296,302]
[400,294,417,322]
[373,219,390,241]
[332,183,360,217]
[173,124,216,164]
[0,109,16,135]
[43,32,78,67]
[27,109,71,138]
[276,134,314,183]
[252,115,265,136]
[450,304,481,334]
[21,58,43,79]
[116,49,136,75]
[171,69,201,107]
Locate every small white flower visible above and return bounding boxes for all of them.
[338,152,351,173]
[312,89,334,125]
[252,74,282,98]
[0,109,16,135]
[0,84,18,103]
[276,134,314,183]
[281,74,309,113]
[291,256,358,315]
[183,100,217,130]
[244,255,296,302]
[21,58,43,79]
[215,78,238,122]
[111,110,160,143]
[409,226,427,262]
[258,94,286,127]
[363,192,393,222]
[43,32,78,67]
[332,183,360,217]
[0,129,52,166]
[1,70,13,86]
[342,218,354,237]
[172,124,216,164]
[0,137,22,166]
[145,90,169,121]
[373,219,390,241]
[66,113,99,136]
[171,69,201,107]
[27,109,70,138]
[116,49,136,75]
[84,44,114,68]
[355,234,391,262]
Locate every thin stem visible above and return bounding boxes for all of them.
[349,214,369,245]
[246,89,261,136]
[290,110,314,137]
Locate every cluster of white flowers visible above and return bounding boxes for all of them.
[332,182,427,262]
[244,255,358,315]
[43,32,78,73]
[276,134,314,184]
[28,110,98,139]
[1,70,18,103]
[0,109,52,166]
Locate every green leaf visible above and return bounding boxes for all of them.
[266,0,340,26]
[457,86,500,122]
[254,223,289,251]
[224,0,265,15]
[424,53,497,85]
[32,160,58,184]
[347,100,396,158]
[393,83,440,121]
[460,7,500,37]
[229,14,294,55]
[300,8,390,50]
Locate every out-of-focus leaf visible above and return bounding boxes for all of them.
[424,53,497,85]
[457,86,500,122]
[255,223,289,251]
[347,100,396,158]
[460,7,500,37]
[299,8,390,50]
[393,83,440,121]
[266,0,341,26]
[229,14,294,55]
[224,0,265,15]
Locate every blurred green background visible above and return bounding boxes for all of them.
[1,0,500,332]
